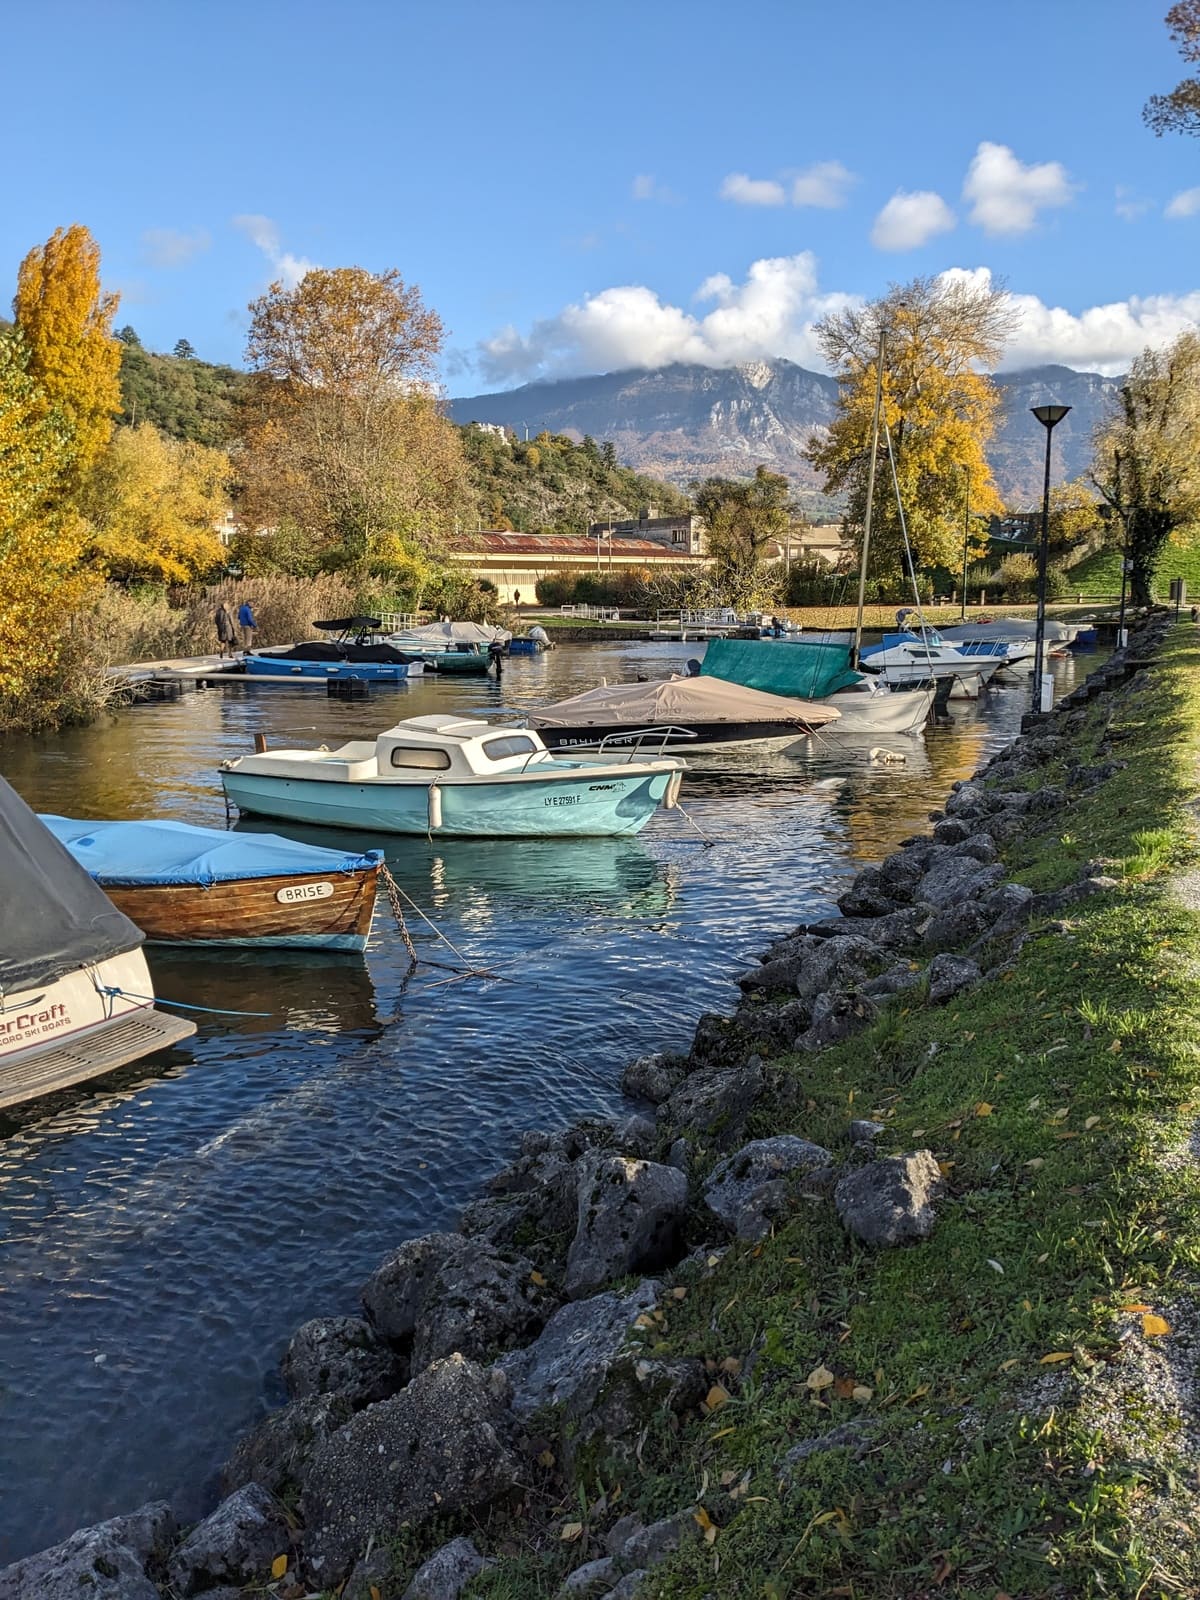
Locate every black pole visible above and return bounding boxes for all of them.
[1032,426,1052,711]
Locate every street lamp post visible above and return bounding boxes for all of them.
[1030,404,1071,714]
[959,463,971,622]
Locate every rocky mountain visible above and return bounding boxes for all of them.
[449,358,1120,511]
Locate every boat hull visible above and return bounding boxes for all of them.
[244,655,422,681]
[821,684,936,734]
[535,719,810,755]
[221,769,673,838]
[427,653,492,676]
[99,867,379,951]
[0,948,195,1111]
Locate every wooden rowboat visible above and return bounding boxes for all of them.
[40,817,383,952]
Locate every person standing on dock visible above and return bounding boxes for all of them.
[237,599,258,652]
[214,601,236,659]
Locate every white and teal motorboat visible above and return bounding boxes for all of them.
[219,714,686,838]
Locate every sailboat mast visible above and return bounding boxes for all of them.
[851,323,886,669]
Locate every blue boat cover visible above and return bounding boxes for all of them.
[39,817,383,888]
[700,637,862,699]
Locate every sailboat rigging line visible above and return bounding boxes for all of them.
[882,414,932,642]
[852,323,887,670]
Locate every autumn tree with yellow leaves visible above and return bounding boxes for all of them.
[806,274,1015,580]
[238,266,476,572]
[81,423,231,584]
[13,224,122,473]
[0,328,91,701]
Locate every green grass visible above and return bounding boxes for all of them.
[449,625,1200,1600]
[1070,530,1200,601]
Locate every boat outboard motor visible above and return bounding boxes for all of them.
[685,658,702,677]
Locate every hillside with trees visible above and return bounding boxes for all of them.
[117,330,248,447]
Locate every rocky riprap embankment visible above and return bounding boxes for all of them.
[1,617,1169,1600]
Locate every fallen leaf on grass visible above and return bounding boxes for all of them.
[1084,1116,1101,1130]
[538,1448,556,1468]
[530,1269,547,1287]
[975,1102,994,1117]
[560,1522,584,1542]
[704,1384,731,1412]
[271,1555,288,1579]
[1039,1351,1075,1364]
[693,1505,719,1543]
[1119,1303,1151,1314]
[806,1364,835,1391]
[1143,1314,1171,1337]
[987,1259,1004,1275]
[852,1384,874,1402]
[998,1358,1021,1371]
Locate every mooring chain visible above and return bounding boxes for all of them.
[378,863,420,966]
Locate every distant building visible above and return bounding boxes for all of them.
[466,421,510,445]
[988,511,1040,547]
[588,509,706,556]
[213,507,242,547]
[447,530,702,603]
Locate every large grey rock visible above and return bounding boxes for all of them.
[561,1556,619,1595]
[916,856,1006,910]
[168,1484,290,1597]
[498,1280,659,1420]
[0,1502,175,1600]
[921,899,992,952]
[621,1053,686,1104]
[737,938,817,992]
[931,817,971,845]
[796,989,878,1051]
[952,832,998,865]
[660,1057,764,1148]
[878,845,940,903]
[849,1119,885,1144]
[301,1355,519,1584]
[608,1112,658,1156]
[223,1392,353,1498]
[461,1144,581,1247]
[794,935,882,1000]
[565,1155,688,1298]
[703,1135,833,1239]
[612,1510,697,1570]
[402,1536,491,1599]
[344,1549,393,1600]
[926,952,982,1005]
[836,866,899,919]
[606,1572,650,1599]
[942,781,991,820]
[835,1152,943,1246]
[783,1419,879,1470]
[362,1231,553,1367]
[979,882,1034,937]
[861,961,923,999]
[282,1315,401,1406]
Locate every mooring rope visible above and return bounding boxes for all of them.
[377,863,513,983]
[96,985,272,1018]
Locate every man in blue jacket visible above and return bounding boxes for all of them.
[237,599,258,650]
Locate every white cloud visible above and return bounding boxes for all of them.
[477,253,859,384]
[1166,186,1200,219]
[963,141,1076,235]
[232,213,318,288]
[474,256,1200,387]
[719,172,787,207]
[140,226,210,268]
[871,190,956,251]
[791,161,857,208]
[631,174,681,204]
[938,265,1200,374]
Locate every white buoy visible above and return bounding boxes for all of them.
[869,747,906,764]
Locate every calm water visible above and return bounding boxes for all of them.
[0,641,1100,1558]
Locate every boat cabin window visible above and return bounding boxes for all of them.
[480,734,538,761]
[388,746,451,770]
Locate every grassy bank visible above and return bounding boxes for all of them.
[536,603,1106,637]
[464,624,1200,1599]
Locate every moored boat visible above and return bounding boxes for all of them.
[39,818,383,952]
[698,637,935,735]
[528,675,840,753]
[857,631,1006,698]
[0,778,195,1111]
[220,714,685,838]
[246,618,426,681]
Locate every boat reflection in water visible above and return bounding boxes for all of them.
[234,817,681,924]
[147,947,384,1041]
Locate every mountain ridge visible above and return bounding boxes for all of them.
[448,358,1118,510]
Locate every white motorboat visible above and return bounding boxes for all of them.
[220,714,685,838]
[821,677,938,732]
[857,631,1006,698]
[0,778,195,1111]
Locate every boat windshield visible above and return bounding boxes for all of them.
[480,734,539,761]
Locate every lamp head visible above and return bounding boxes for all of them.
[1031,403,1071,430]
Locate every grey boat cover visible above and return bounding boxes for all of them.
[940,618,1076,643]
[530,675,841,729]
[391,621,512,646]
[0,776,143,995]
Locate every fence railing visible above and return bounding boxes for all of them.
[559,604,621,620]
[377,612,416,633]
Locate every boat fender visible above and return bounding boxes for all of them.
[428,783,443,830]
[665,771,683,809]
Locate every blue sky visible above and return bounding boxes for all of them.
[3,0,1197,391]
